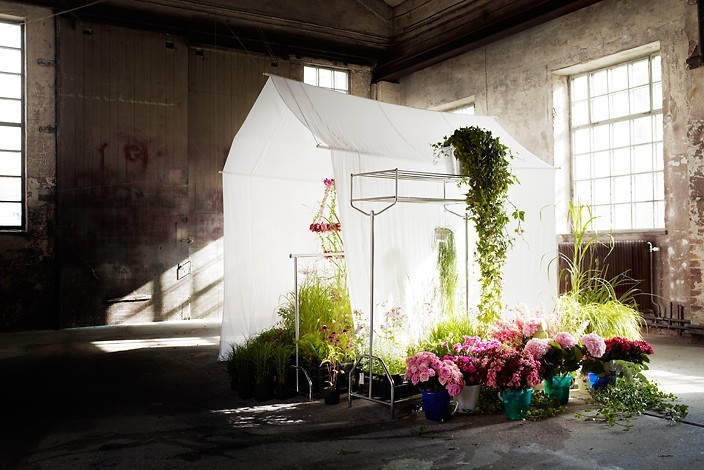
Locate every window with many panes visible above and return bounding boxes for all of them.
[570,54,663,231]
[450,104,475,115]
[0,20,23,230]
[303,65,349,93]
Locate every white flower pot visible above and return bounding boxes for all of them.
[456,384,480,412]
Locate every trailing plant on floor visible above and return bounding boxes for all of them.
[434,127,523,324]
[436,227,458,316]
[576,375,688,429]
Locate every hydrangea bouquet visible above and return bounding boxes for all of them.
[524,332,583,379]
[405,351,464,396]
[443,335,502,385]
[479,345,541,391]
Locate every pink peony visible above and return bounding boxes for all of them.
[581,333,606,358]
[524,338,550,359]
[554,332,577,349]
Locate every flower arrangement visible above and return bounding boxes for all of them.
[480,345,541,391]
[526,332,583,379]
[443,335,502,385]
[579,332,610,377]
[602,337,654,366]
[490,317,546,349]
[320,325,354,389]
[405,351,464,396]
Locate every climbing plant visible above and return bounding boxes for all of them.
[434,126,523,323]
[437,227,458,316]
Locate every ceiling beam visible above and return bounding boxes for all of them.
[372,0,604,82]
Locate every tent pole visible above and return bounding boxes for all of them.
[369,210,375,400]
[465,216,469,317]
[294,256,300,393]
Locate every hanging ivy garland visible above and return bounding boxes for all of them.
[434,126,524,323]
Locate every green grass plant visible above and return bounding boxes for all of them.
[556,294,644,339]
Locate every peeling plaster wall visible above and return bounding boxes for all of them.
[398,0,704,325]
[0,3,57,330]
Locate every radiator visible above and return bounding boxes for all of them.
[557,240,652,313]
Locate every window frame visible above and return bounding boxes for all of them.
[303,64,349,94]
[0,19,25,232]
[568,53,663,232]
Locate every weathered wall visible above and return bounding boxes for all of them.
[398,0,703,324]
[0,3,56,329]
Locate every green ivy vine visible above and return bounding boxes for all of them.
[434,126,523,323]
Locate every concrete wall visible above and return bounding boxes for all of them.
[397,0,704,324]
[0,3,56,329]
[0,5,372,330]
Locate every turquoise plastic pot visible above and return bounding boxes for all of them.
[502,388,533,420]
[543,374,572,405]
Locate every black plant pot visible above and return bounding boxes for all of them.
[254,382,274,402]
[323,386,340,405]
[238,381,254,400]
[275,382,297,399]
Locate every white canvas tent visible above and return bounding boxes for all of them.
[218,75,556,359]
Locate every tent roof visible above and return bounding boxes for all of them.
[224,75,553,181]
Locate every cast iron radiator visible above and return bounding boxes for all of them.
[557,240,652,313]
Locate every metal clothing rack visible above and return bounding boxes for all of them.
[347,168,471,418]
[289,251,345,402]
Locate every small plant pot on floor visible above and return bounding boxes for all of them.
[323,386,341,405]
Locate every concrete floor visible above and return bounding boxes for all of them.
[1,321,703,469]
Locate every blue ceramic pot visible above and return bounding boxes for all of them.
[502,388,533,420]
[420,389,451,421]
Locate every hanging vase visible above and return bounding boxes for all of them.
[543,374,572,405]
[420,389,452,421]
[456,384,481,413]
[502,388,533,420]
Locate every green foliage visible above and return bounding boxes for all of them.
[576,375,688,429]
[524,390,565,421]
[558,201,640,305]
[556,294,644,339]
[249,338,274,385]
[226,338,255,387]
[409,313,487,357]
[435,127,522,323]
[474,385,503,414]
[437,228,458,316]
[271,341,294,385]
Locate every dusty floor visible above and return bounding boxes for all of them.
[1,321,703,469]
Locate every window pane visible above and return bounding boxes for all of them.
[0,23,21,48]
[634,173,653,201]
[0,98,21,123]
[652,82,662,110]
[0,125,21,150]
[651,55,662,82]
[574,154,590,179]
[333,70,348,91]
[612,121,630,148]
[630,59,650,87]
[655,200,664,227]
[634,202,654,229]
[593,151,610,178]
[613,204,632,229]
[654,113,663,141]
[593,178,610,204]
[633,144,653,172]
[303,66,316,85]
[0,175,21,200]
[590,70,608,96]
[655,142,664,171]
[571,100,589,126]
[591,95,609,122]
[612,148,630,175]
[571,75,588,101]
[0,48,21,74]
[592,124,609,151]
[632,116,652,144]
[613,175,631,203]
[575,180,591,203]
[592,205,611,230]
[0,151,21,176]
[610,91,629,119]
[573,128,590,153]
[0,201,21,226]
[0,73,21,99]
[318,68,332,88]
[655,171,664,200]
[609,64,628,92]
[630,85,650,114]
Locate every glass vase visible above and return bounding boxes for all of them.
[502,387,533,420]
[542,374,572,405]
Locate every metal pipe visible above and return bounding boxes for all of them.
[369,210,376,400]
[294,256,299,393]
[465,216,469,316]
[647,242,662,318]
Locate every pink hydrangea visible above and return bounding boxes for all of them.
[405,351,464,396]
[581,333,606,358]
[524,338,550,359]
[554,332,577,349]
[520,319,543,338]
